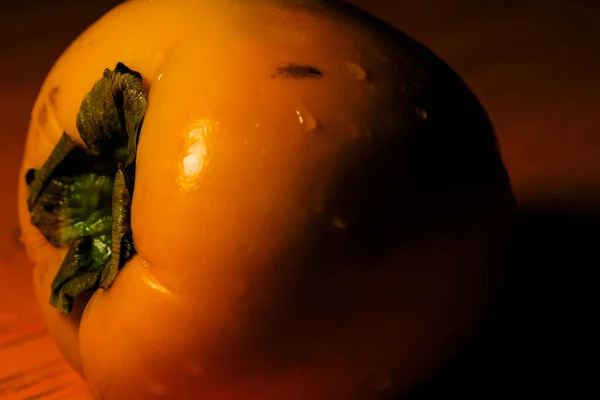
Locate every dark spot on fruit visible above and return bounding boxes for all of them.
[25,169,36,185]
[37,104,48,128]
[274,64,323,79]
[48,86,60,110]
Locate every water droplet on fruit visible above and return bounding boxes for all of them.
[346,62,367,80]
[157,73,164,81]
[332,217,348,229]
[296,108,318,132]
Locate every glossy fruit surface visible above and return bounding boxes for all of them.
[18,0,514,398]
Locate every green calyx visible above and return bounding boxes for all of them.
[26,62,147,315]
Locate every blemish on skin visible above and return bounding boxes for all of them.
[274,64,323,79]
[37,104,48,128]
[48,86,60,110]
[79,36,94,49]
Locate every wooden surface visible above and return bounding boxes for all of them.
[1,0,597,398]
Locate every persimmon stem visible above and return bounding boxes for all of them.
[26,62,148,314]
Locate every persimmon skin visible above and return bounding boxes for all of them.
[18,0,514,399]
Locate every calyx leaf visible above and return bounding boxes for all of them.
[26,62,147,314]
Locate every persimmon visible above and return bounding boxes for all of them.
[17,0,514,399]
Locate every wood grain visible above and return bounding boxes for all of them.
[1,0,596,398]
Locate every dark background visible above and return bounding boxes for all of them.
[1,0,597,398]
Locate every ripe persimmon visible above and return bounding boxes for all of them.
[18,1,514,399]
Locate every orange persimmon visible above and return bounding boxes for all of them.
[18,0,514,399]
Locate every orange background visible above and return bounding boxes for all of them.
[1,0,597,398]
